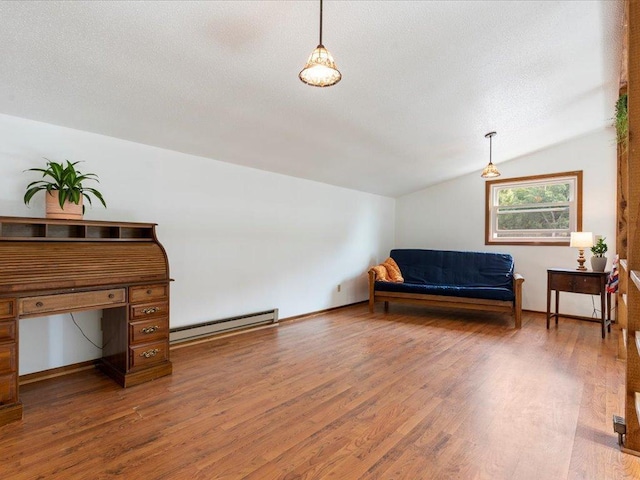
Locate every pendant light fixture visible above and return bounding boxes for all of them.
[481,131,501,178]
[299,0,342,87]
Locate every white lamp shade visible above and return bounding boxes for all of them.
[569,231,593,248]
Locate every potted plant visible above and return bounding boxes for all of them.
[616,93,628,150]
[590,237,608,272]
[23,159,106,220]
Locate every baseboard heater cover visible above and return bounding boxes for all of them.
[169,308,278,344]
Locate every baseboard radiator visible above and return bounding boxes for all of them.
[169,308,279,345]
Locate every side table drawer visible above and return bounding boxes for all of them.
[550,274,574,292]
[130,317,169,345]
[130,301,169,320]
[573,275,601,295]
[549,272,602,295]
[129,341,168,370]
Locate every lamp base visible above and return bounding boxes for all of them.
[576,248,587,271]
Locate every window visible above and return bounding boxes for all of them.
[485,171,582,245]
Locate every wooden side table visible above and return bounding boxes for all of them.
[546,268,611,338]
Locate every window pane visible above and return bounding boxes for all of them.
[497,183,571,206]
[496,205,570,232]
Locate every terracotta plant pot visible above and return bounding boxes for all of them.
[590,256,607,272]
[46,191,83,220]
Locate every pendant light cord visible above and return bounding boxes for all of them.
[489,134,493,165]
[319,0,323,46]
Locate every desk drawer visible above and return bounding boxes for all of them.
[0,344,16,374]
[129,341,168,370]
[129,317,169,345]
[0,343,18,374]
[19,289,126,316]
[130,301,169,320]
[0,321,16,343]
[0,373,17,404]
[130,284,168,303]
[0,299,15,320]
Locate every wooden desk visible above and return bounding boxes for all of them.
[0,216,173,427]
[546,268,611,338]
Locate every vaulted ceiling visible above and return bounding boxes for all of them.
[0,1,623,197]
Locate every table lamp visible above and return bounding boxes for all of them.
[570,231,593,271]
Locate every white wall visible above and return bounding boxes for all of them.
[0,113,395,374]
[395,127,617,317]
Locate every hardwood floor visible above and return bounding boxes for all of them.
[2,304,640,479]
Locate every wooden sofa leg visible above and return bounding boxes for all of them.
[513,273,524,329]
[384,301,389,312]
[368,269,375,313]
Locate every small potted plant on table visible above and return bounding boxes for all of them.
[23,159,106,220]
[590,237,608,272]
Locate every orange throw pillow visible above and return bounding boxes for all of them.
[371,265,390,282]
[383,257,404,283]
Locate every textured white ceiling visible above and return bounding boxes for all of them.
[0,1,623,197]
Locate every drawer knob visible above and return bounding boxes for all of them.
[140,348,160,358]
[141,307,159,315]
[141,325,159,334]
[35,301,43,308]
[146,289,153,295]
[108,293,115,299]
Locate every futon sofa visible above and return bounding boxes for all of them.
[368,249,524,328]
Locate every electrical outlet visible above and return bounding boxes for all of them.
[337,284,341,292]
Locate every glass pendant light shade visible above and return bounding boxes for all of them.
[300,0,341,87]
[481,161,500,178]
[299,44,342,87]
[481,131,501,178]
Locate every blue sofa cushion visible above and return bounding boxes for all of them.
[390,249,514,290]
[374,281,515,302]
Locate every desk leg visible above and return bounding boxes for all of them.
[607,291,611,333]
[546,284,551,329]
[555,291,559,326]
[600,290,606,339]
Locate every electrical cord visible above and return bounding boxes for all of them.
[70,312,105,350]
[591,295,616,318]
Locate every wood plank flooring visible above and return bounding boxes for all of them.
[2,304,640,479]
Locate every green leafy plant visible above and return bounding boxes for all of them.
[591,237,608,257]
[616,93,628,147]
[23,159,107,212]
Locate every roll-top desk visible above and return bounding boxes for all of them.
[0,216,172,426]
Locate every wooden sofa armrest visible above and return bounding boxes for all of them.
[513,273,525,329]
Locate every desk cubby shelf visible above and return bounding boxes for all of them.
[0,217,155,242]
